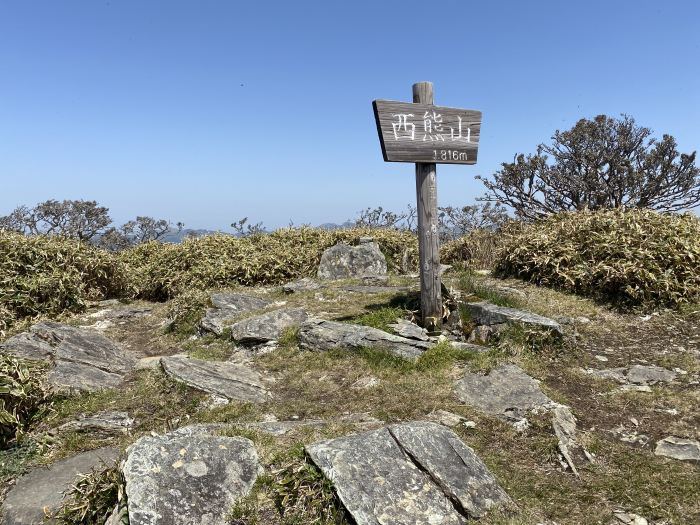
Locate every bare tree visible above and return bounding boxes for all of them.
[0,200,111,240]
[438,203,509,242]
[231,217,266,237]
[353,206,413,230]
[478,114,700,220]
[99,216,173,251]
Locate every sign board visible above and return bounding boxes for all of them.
[373,100,481,164]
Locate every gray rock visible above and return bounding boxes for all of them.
[551,406,590,476]
[586,367,628,383]
[123,427,260,525]
[654,436,700,461]
[317,241,387,280]
[454,364,556,421]
[387,319,430,341]
[463,302,562,334]
[281,277,322,293]
[360,274,389,286]
[1,447,118,525]
[350,376,381,389]
[58,410,134,437]
[586,365,676,386]
[306,422,511,524]
[0,322,135,393]
[626,364,677,385]
[227,308,308,344]
[161,355,268,403]
[199,293,272,336]
[298,318,430,359]
[450,341,492,353]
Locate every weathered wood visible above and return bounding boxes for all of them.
[413,82,442,332]
[373,99,481,164]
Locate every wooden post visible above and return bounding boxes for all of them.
[413,81,442,332]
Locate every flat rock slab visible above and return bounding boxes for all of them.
[161,355,268,403]
[654,436,700,461]
[454,364,556,421]
[199,293,272,336]
[0,322,135,393]
[298,318,430,359]
[282,277,322,293]
[388,319,430,341]
[123,426,260,525]
[58,410,134,437]
[586,365,677,386]
[317,241,387,280]
[626,365,677,385]
[306,422,511,524]
[2,447,118,525]
[464,301,562,334]
[228,307,308,344]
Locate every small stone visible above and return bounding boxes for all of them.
[595,355,609,362]
[614,510,649,525]
[654,436,700,461]
[360,274,389,286]
[351,376,381,389]
[426,409,467,427]
[134,356,163,370]
[463,301,562,334]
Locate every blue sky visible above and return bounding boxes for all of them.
[1,1,698,230]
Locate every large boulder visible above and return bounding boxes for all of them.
[161,355,268,403]
[199,293,272,336]
[123,425,261,525]
[1,447,119,525]
[317,239,387,280]
[298,318,431,359]
[306,422,512,524]
[0,322,135,393]
[227,308,308,344]
[463,302,562,334]
[454,364,557,422]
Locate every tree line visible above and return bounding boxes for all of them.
[2,114,698,247]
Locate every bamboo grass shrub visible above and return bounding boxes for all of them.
[120,227,419,300]
[0,231,128,335]
[494,208,700,309]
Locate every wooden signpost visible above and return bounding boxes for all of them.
[373,82,482,332]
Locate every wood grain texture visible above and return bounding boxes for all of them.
[413,81,442,331]
[373,99,481,164]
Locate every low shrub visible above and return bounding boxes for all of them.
[0,355,52,448]
[494,208,700,309]
[0,231,129,335]
[120,227,418,301]
[441,228,502,270]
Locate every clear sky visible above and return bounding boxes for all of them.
[1,1,698,230]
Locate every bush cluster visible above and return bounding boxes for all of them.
[0,231,128,335]
[121,227,418,301]
[0,355,52,448]
[494,208,700,309]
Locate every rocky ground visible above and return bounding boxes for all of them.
[0,240,698,524]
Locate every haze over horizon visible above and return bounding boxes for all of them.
[1,1,699,231]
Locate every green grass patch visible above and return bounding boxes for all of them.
[347,307,406,332]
